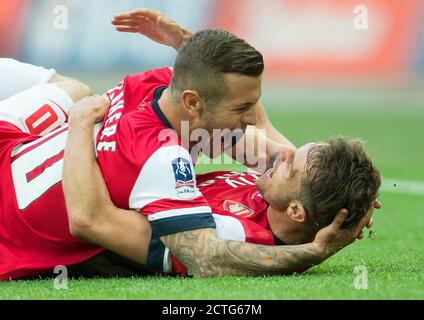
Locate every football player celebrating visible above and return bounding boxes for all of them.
[63,96,380,277]
[0,90,379,279]
[0,58,379,279]
[0,37,296,279]
[111,8,295,167]
[0,12,379,279]
[146,140,382,276]
[61,23,379,278]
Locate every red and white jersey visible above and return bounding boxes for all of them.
[96,67,215,238]
[0,70,295,280]
[0,68,216,280]
[147,171,286,276]
[0,84,70,135]
[198,171,269,228]
[0,85,104,281]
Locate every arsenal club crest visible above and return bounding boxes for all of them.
[223,200,254,217]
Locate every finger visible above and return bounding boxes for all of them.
[113,12,133,20]
[115,26,139,33]
[99,95,111,106]
[112,16,148,23]
[130,8,162,19]
[112,13,161,28]
[102,93,110,102]
[90,95,107,104]
[357,231,364,240]
[352,214,372,237]
[112,19,131,26]
[92,96,110,112]
[374,200,382,209]
[113,11,146,20]
[112,16,156,29]
[366,217,374,229]
[113,9,160,21]
[366,205,375,216]
[111,20,142,27]
[331,209,349,230]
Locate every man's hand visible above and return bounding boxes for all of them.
[356,199,382,239]
[112,8,192,51]
[68,95,110,126]
[313,208,374,260]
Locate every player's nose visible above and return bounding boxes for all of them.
[280,145,296,163]
[241,106,258,126]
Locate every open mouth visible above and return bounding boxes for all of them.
[265,156,281,179]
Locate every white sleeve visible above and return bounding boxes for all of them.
[0,84,73,135]
[129,145,215,237]
[0,58,56,101]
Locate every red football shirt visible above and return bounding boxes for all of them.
[146,171,288,276]
[0,125,104,281]
[0,67,216,280]
[96,67,215,237]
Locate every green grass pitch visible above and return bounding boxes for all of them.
[1,101,423,300]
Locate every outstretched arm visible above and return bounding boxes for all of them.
[160,209,369,277]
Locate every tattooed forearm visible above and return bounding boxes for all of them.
[161,228,323,277]
[161,228,217,276]
[212,238,322,276]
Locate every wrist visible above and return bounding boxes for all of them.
[310,241,328,263]
[173,28,193,51]
[68,113,96,129]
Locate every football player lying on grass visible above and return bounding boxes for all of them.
[1,50,381,281]
[1,33,319,279]
[0,73,379,279]
[0,21,379,279]
[62,9,381,277]
[62,95,381,277]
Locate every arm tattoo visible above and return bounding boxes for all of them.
[161,228,322,277]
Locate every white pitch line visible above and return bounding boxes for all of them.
[381,179,424,196]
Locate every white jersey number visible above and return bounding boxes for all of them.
[11,128,68,210]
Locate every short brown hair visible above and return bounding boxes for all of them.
[170,29,264,107]
[299,138,381,230]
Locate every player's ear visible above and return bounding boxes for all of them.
[286,200,307,223]
[181,90,203,117]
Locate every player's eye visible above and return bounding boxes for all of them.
[236,104,251,112]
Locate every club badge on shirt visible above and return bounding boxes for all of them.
[223,200,254,217]
[172,157,196,199]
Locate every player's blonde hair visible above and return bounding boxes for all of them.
[299,138,381,230]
